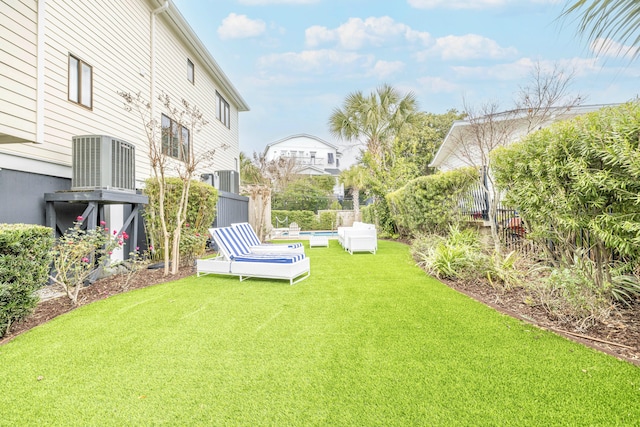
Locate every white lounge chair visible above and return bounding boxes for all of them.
[231,222,304,254]
[196,226,310,285]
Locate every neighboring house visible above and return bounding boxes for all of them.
[430,104,612,172]
[263,134,344,198]
[430,104,613,220]
[0,0,249,232]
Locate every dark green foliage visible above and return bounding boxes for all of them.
[0,224,53,337]
[271,176,335,212]
[387,167,478,238]
[317,211,338,230]
[143,178,218,263]
[491,101,640,292]
[271,210,337,231]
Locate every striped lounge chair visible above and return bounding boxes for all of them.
[196,226,310,285]
[231,222,304,254]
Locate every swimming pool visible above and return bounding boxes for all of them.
[282,230,338,238]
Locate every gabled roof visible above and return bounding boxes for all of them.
[158,0,249,112]
[429,104,616,169]
[263,134,342,156]
[298,165,331,176]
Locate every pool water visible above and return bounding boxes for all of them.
[283,230,338,237]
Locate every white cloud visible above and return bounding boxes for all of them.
[416,34,517,61]
[452,57,601,80]
[417,76,459,93]
[305,16,430,50]
[257,49,374,74]
[590,38,639,60]
[367,60,405,79]
[407,0,561,9]
[217,13,266,40]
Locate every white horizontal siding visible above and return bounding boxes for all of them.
[154,12,239,175]
[0,0,243,183]
[0,0,37,141]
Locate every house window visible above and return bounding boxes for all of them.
[216,91,230,128]
[310,151,316,164]
[187,59,194,84]
[68,54,92,109]
[161,114,190,161]
[327,153,334,165]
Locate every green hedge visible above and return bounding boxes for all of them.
[387,167,478,238]
[0,224,53,337]
[143,178,218,264]
[271,210,337,231]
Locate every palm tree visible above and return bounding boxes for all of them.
[340,165,368,222]
[328,84,419,169]
[562,0,640,59]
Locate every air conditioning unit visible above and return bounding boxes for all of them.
[201,172,220,189]
[217,170,239,193]
[71,135,136,192]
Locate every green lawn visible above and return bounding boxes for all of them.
[0,240,638,426]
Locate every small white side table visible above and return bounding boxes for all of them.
[309,235,329,248]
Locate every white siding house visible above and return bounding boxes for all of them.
[263,134,344,197]
[0,0,249,226]
[430,104,611,172]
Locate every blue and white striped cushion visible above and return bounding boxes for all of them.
[232,252,305,264]
[213,227,251,257]
[213,227,306,264]
[233,222,262,247]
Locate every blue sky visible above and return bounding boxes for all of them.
[173,0,640,165]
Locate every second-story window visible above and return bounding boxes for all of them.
[216,91,230,128]
[68,54,93,109]
[161,114,189,162]
[187,59,194,84]
[327,153,334,165]
[310,151,316,164]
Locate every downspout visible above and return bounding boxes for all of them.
[36,0,46,144]
[150,1,169,120]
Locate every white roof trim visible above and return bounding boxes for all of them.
[429,104,617,169]
[264,134,342,155]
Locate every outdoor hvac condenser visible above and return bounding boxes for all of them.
[71,135,136,192]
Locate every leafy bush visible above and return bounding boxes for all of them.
[144,178,217,264]
[530,264,612,329]
[50,218,122,305]
[0,224,53,336]
[271,210,320,231]
[491,101,640,289]
[271,176,335,212]
[413,226,486,280]
[486,251,524,291]
[360,198,396,237]
[387,167,478,238]
[317,211,337,230]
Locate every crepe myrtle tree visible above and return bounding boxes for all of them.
[119,91,222,275]
[450,62,583,253]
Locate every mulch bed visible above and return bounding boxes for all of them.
[442,278,640,366]
[0,264,195,345]
[2,262,638,366]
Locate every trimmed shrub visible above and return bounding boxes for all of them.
[317,211,337,230]
[0,224,53,337]
[272,210,316,231]
[387,167,478,238]
[143,178,218,264]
